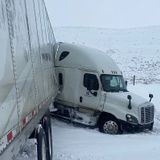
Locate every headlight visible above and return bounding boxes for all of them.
[126,114,138,124]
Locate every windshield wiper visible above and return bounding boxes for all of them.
[119,88,128,92]
[109,88,120,92]
[109,88,128,92]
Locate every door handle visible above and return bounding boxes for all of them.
[80,96,83,103]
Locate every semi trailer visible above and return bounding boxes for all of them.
[53,42,154,134]
[0,0,58,159]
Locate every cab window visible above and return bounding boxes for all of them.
[83,73,99,90]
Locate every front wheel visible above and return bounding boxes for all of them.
[99,117,122,134]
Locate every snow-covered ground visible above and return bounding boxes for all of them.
[15,26,160,160]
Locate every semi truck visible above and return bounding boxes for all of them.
[0,0,155,158]
[0,0,57,159]
[53,42,154,134]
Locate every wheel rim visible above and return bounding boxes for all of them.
[103,120,119,134]
[42,137,47,160]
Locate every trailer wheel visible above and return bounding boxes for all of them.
[99,116,122,134]
[37,126,48,160]
[43,116,53,160]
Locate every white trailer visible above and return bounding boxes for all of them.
[53,42,154,134]
[0,0,58,159]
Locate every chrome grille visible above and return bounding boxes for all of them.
[141,106,154,124]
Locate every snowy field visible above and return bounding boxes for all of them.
[16,27,160,160]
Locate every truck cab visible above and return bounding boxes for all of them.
[53,42,154,134]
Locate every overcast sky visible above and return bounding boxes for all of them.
[45,0,160,29]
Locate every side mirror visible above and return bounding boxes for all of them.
[127,95,132,109]
[93,91,97,97]
[149,94,153,102]
[125,80,128,87]
[127,95,132,100]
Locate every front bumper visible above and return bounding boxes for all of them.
[119,120,154,132]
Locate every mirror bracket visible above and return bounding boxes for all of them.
[89,90,97,97]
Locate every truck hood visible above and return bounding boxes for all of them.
[106,91,148,108]
[103,91,154,123]
[107,92,147,106]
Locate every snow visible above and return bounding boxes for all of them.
[53,119,160,160]
[15,26,160,160]
[15,139,37,160]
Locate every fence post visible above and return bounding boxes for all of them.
[133,75,136,85]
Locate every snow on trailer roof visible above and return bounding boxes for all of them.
[55,42,122,75]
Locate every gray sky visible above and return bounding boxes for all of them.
[45,0,160,29]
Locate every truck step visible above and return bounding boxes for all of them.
[50,112,97,128]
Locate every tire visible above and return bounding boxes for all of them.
[148,122,154,131]
[99,116,122,134]
[37,126,48,160]
[43,116,53,160]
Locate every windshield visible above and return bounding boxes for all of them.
[100,74,127,92]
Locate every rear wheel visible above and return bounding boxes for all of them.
[99,116,122,134]
[36,126,48,160]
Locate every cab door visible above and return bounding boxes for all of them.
[78,71,101,110]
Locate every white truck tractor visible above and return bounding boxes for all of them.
[53,42,154,134]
